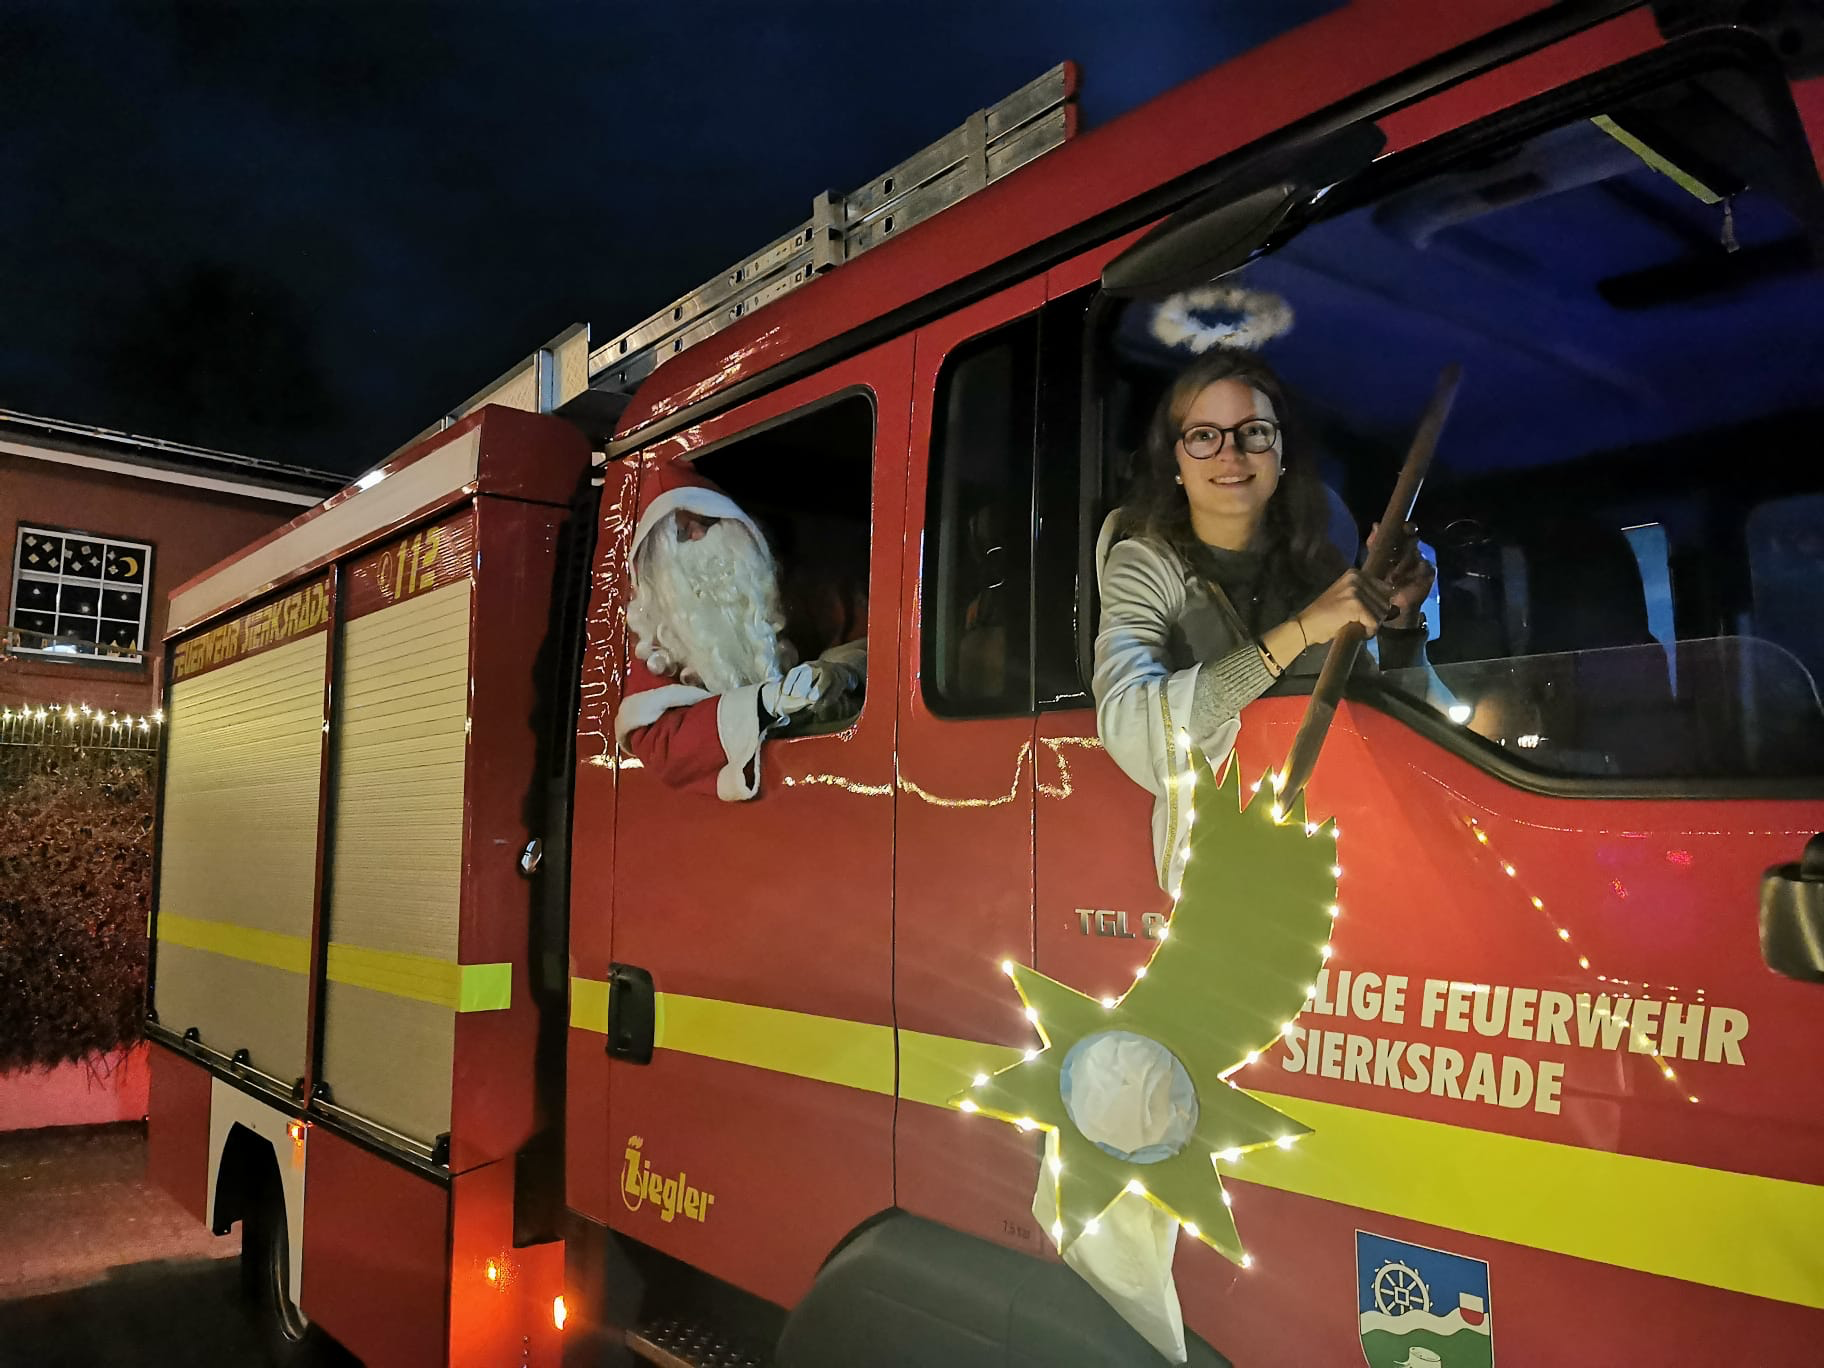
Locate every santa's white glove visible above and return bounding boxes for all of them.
[760,663,827,721]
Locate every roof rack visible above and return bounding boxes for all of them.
[584,62,1078,402]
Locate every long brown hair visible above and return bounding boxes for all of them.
[1116,350,1345,596]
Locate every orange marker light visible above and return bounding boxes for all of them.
[485,1259,501,1284]
[553,1295,568,1330]
[287,1120,306,1143]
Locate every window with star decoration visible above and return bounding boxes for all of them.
[9,525,154,662]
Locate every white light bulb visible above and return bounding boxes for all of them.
[1051,1220,1063,1241]
[1101,995,1117,1009]
[1320,944,1333,959]
[1022,1048,1038,1063]
[1084,1217,1100,1236]
[1016,1117,1037,1132]
[958,1099,978,1113]
[1275,1135,1296,1150]
[1125,1179,1146,1197]
[1280,1021,1296,1037]
[973,1073,989,1088]
[1221,1190,1234,1208]
[1218,1148,1241,1163]
[1001,959,1016,976]
[1049,1155,1062,1177]
[1134,966,1148,979]
[1327,904,1340,919]
[1242,1254,1254,1269]
[1157,925,1171,940]
[1244,1052,1258,1066]
[1448,704,1472,724]
[1182,1222,1200,1240]
[1331,864,1344,878]
[1025,1007,1040,1024]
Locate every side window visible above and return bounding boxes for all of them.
[1082,57,1824,782]
[923,318,1039,715]
[690,393,874,730]
[9,524,154,662]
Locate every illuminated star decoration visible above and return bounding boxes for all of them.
[952,758,1338,1266]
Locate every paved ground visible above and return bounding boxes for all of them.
[0,1123,276,1366]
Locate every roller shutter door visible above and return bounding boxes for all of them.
[155,632,326,1081]
[319,579,472,1145]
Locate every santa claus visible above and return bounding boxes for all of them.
[614,460,866,799]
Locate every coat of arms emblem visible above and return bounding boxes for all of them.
[1357,1231,1493,1367]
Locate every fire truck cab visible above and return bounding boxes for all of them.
[146,3,1824,1366]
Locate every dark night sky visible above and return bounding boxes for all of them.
[1,2,1338,475]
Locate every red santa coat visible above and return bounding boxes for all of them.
[613,462,778,801]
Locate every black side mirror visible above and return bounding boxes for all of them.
[1101,121,1386,297]
[1760,833,1824,982]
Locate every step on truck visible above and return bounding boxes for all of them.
[145,3,1824,1364]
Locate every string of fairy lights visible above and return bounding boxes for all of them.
[1462,812,1703,1105]
[0,700,165,742]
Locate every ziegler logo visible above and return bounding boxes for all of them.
[621,1136,716,1224]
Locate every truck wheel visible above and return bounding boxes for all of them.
[241,1169,341,1365]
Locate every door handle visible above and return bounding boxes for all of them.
[1760,834,1824,983]
[606,963,656,1063]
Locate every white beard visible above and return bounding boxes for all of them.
[626,517,796,695]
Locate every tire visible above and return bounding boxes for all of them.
[240,1167,346,1366]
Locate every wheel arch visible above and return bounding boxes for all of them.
[778,1209,1235,1366]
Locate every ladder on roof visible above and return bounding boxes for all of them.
[384,65,1077,467]
[585,62,1079,400]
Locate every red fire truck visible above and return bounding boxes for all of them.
[145,3,1824,1365]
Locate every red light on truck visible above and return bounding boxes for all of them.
[286,1120,306,1143]
[553,1295,568,1330]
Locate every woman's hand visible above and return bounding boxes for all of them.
[1373,521,1436,626]
[1292,569,1393,645]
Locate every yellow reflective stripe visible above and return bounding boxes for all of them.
[571,975,612,1033]
[564,986,1824,1310]
[157,914,310,975]
[656,993,895,1095]
[564,978,895,1092]
[900,1028,1022,1108]
[156,915,508,1010]
[1237,1091,1824,1311]
[325,944,511,1012]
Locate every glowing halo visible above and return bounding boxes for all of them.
[1150,284,1294,355]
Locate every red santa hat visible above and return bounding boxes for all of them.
[631,458,765,570]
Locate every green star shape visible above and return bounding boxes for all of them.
[952,758,1337,1265]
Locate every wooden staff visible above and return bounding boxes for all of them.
[1277,363,1461,807]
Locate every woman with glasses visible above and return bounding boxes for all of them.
[1093,350,1432,889]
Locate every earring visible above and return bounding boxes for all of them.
[1174,474,1184,485]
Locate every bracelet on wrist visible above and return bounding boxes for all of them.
[1256,635,1284,677]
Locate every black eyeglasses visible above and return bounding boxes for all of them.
[1178,418,1280,459]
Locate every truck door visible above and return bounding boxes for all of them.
[1030,42,1824,1368]
[892,281,1047,1251]
[603,340,910,1310]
